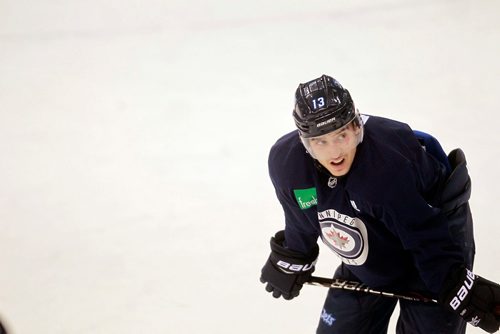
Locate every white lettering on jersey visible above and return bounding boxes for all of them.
[318,208,369,266]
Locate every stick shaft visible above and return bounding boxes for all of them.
[307,276,438,303]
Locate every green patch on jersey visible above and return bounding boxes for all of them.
[293,187,318,210]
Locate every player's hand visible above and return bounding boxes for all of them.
[260,230,318,300]
[439,265,500,333]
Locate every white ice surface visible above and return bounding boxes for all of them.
[0,0,499,333]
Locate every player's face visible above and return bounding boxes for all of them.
[306,124,361,177]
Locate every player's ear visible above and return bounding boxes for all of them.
[353,124,361,135]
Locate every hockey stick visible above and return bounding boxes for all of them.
[306,276,438,303]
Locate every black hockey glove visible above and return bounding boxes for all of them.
[439,265,500,333]
[260,230,319,300]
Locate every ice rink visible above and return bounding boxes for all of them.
[1,0,499,333]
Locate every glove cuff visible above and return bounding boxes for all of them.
[270,230,319,258]
[269,230,318,275]
[438,265,475,311]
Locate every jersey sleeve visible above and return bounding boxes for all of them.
[378,162,464,295]
[268,138,320,255]
[272,186,320,254]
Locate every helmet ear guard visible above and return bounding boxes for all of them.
[351,111,364,144]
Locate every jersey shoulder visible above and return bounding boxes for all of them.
[362,115,425,169]
[365,115,417,148]
[350,115,444,203]
[268,130,316,189]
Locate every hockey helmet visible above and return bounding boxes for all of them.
[293,75,357,138]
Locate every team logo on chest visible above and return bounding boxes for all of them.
[318,209,369,266]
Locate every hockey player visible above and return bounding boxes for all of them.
[260,74,500,333]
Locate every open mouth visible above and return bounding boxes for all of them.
[330,158,345,166]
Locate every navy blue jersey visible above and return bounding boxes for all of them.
[268,115,464,295]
